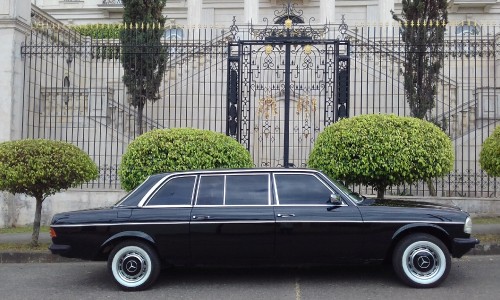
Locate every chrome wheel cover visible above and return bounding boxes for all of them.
[401,240,446,285]
[111,246,152,288]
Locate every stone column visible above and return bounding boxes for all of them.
[244,0,259,24]
[187,0,202,27]
[0,0,30,142]
[379,0,394,25]
[320,0,335,24]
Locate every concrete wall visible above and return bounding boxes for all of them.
[0,190,127,227]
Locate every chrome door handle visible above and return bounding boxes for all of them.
[192,215,211,220]
[277,213,296,218]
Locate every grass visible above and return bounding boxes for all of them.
[0,226,51,251]
[472,216,500,224]
[0,243,50,252]
[0,226,49,234]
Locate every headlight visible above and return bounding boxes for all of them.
[464,217,472,234]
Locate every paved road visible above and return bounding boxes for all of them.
[0,256,499,300]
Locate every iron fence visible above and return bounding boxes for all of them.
[21,9,500,197]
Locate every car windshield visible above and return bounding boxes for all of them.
[115,174,166,207]
[329,178,365,204]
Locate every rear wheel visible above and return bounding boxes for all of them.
[392,233,451,288]
[108,240,160,291]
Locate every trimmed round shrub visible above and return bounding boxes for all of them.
[480,126,500,177]
[308,114,454,198]
[0,139,99,199]
[0,139,99,246]
[119,128,254,191]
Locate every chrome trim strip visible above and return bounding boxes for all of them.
[140,205,193,208]
[275,220,465,224]
[223,175,227,205]
[190,221,275,224]
[51,222,190,227]
[51,220,465,227]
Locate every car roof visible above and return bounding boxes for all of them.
[158,168,320,177]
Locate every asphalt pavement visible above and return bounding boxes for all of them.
[0,224,499,263]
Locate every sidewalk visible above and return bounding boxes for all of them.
[1,225,499,263]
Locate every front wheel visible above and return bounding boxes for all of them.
[392,233,451,288]
[108,240,160,291]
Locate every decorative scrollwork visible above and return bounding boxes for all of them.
[250,0,327,41]
[296,95,317,117]
[258,95,278,119]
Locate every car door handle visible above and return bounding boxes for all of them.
[192,215,211,220]
[277,214,296,218]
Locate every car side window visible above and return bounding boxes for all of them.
[196,175,224,205]
[225,174,269,205]
[146,176,196,206]
[274,174,333,205]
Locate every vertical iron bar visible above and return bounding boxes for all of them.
[284,43,291,168]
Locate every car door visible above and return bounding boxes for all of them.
[190,172,275,265]
[132,175,195,264]
[273,172,364,264]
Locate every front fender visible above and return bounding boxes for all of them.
[392,223,451,244]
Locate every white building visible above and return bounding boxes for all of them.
[32,1,500,27]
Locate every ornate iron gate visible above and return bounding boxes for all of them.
[227,6,350,168]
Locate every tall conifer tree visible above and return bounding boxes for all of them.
[392,0,448,119]
[121,0,167,135]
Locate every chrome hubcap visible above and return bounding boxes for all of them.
[407,247,439,279]
[118,252,148,282]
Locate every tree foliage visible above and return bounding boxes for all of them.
[119,128,254,191]
[308,114,454,198]
[392,0,448,119]
[70,24,122,39]
[0,139,99,246]
[121,0,168,135]
[480,127,500,177]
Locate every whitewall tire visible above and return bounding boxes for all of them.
[107,240,160,291]
[392,233,451,288]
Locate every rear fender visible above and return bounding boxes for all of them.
[100,231,156,250]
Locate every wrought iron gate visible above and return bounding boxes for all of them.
[227,12,350,168]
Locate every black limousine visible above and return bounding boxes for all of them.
[49,168,479,291]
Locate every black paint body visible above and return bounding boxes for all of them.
[50,169,478,266]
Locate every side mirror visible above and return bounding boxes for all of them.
[329,194,343,206]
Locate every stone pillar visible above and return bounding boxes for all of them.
[320,0,335,23]
[379,0,394,25]
[0,0,30,142]
[244,0,259,24]
[187,0,202,27]
[0,0,31,227]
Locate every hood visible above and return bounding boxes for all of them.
[359,198,462,211]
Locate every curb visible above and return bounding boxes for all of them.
[0,252,79,264]
[468,243,500,256]
[1,244,499,264]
